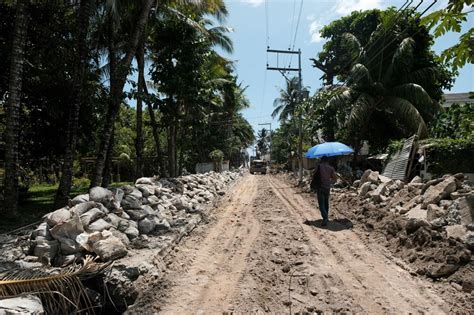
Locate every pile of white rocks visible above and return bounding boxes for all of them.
[30,171,240,266]
[352,170,474,249]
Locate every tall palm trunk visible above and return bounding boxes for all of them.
[168,123,177,178]
[143,83,166,177]
[55,0,92,207]
[134,38,145,179]
[4,0,28,216]
[90,16,118,188]
[91,0,154,187]
[101,127,114,187]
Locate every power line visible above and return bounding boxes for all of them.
[291,0,304,51]
[288,0,297,49]
[265,0,270,49]
[288,0,304,69]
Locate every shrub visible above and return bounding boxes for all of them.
[420,138,474,175]
[209,149,224,162]
[72,177,91,190]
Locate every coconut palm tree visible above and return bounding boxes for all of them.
[327,18,444,145]
[55,0,93,207]
[329,37,441,141]
[272,77,300,122]
[3,0,28,216]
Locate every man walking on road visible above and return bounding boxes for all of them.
[311,156,337,226]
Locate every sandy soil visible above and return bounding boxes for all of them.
[129,174,471,314]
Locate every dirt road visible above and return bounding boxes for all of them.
[131,174,465,314]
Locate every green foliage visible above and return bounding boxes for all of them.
[271,123,297,164]
[312,8,453,151]
[430,103,474,139]
[256,128,270,157]
[421,0,474,71]
[420,138,474,174]
[209,149,224,162]
[71,176,90,190]
[387,139,404,156]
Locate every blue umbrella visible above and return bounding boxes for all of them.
[305,142,354,158]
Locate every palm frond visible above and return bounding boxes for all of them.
[392,37,415,72]
[341,32,362,57]
[384,97,428,138]
[207,26,234,53]
[347,63,372,88]
[0,256,110,314]
[403,67,440,88]
[327,89,352,109]
[346,93,375,130]
[391,83,438,120]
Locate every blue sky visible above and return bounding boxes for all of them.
[219,0,474,135]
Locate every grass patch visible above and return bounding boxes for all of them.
[0,181,132,234]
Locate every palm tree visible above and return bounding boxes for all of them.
[90,0,155,187]
[328,36,441,141]
[3,0,28,216]
[55,0,93,207]
[272,77,300,122]
[256,128,270,158]
[327,15,444,146]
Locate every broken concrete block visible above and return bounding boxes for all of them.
[410,176,422,184]
[427,204,446,221]
[378,174,392,184]
[0,295,44,314]
[360,169,379,185]
[457,196,474,225]
[370,183,387,203]
[422,176,457,208]
[445,225,468,240]
[405,204,427,220]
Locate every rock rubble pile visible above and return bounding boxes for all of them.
[352,170,474,250]
[330,170,474,285]
[29,171,240,266]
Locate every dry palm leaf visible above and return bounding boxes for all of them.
[0,256,111,314]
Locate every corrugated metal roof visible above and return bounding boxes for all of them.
[382,135,416,181]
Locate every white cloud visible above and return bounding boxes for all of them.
[309,20,324,43]
[240,0,265,7]
[334,0,383,15]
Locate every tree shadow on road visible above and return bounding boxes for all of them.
[304,218,353,231]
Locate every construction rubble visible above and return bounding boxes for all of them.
[25,171,240,267]
[330,169,474,289]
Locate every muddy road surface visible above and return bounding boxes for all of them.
[130,174,469,314]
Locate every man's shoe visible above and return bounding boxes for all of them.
[321,220,328,227]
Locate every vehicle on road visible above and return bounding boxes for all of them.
[250,160,267,175]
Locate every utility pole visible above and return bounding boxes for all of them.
[258,122,272,165]
[266,48,303,183]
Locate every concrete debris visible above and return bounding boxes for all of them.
[334,169,473,278]
[0,295,44,314]
[26,171,240,266]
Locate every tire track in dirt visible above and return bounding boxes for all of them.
[267,175,448,314]
[158,175,261,314]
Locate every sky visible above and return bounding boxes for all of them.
[219,0,474,137]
